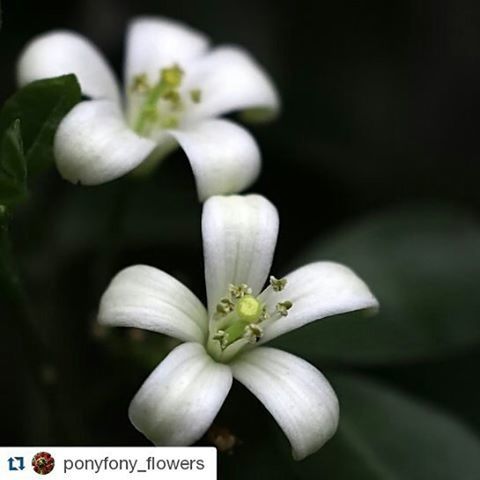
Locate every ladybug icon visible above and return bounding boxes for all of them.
[32,452,55,475]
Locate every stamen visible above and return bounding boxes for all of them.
[163,90,182,110]
[259,305,270,321]
[131,74,150,93]
[276,301,293,317]
[161,64,184,88]
[270,275,287,292]
[243,323,263,344]
[216,297,235,316]
[229,283,252,299]
[190,89,202,103]
[213,330,229,350]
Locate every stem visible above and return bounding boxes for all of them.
[0,216,63,439]
[93,179,132,293]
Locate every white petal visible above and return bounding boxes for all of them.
[125,16,209,87]
[129,342,232,445]
[99,265,208,344]
[231,347,339,460]
[202,194,278,313]
[260,262,379,344]
[184,46,280,122]
[17,31,121,103]
[169,119,261,201]
[54,100,156,185]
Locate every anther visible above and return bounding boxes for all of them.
[276,301,293,317]
[270,275,287,292]
[243,323,263,344]
[259,305,270,322]
[229,283,252,299]
[160,64,184,88]
[216,297,235,316]
[190,89,202,103]
[213,330,229,349]
[131,74,150,93]
[163,90,182,109]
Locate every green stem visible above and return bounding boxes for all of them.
[93,179,132,293]
[0,216,64,440]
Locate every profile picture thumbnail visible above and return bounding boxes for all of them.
[31,452,55,475]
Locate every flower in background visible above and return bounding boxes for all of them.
[17,17,279,200]
[98,195,378,460]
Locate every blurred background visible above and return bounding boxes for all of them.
[1,0,480,478]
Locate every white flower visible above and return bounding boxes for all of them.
[98,195,378,460]
[17,17,279,200]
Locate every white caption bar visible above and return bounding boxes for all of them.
[0,447,216,479]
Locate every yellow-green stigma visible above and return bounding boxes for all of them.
[236,295,263,323]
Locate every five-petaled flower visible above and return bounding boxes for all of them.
[98,195,378,460]
[17,17,279,200]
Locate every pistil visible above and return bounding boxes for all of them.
[131,65,203,137]
[208,277,293,361]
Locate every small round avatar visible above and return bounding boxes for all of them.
[32,451,55,475]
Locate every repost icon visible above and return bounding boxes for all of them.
[8,456,25,471]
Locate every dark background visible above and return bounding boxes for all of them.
[1,0,480,478]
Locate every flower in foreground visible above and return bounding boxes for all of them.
[98,195,378,460]
[17,17,279,200]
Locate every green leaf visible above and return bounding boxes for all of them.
[0,120,27,205]
[292,374,480,480]
[0,74,81,173]
[273,204,480,364]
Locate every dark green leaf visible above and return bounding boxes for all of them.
[0,74,81,173]
[292,374,480,480]
[274,204,480,364]
[0,219,23,302]
[0,120,27,205]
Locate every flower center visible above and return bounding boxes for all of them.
[129,64,202,137]
[207,276,293,362]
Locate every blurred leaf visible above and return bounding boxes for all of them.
[274,204,480,364]
[0,120,27,205]
[47,171,200,255]
[293,374,480,480]
[0,74,81,173]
